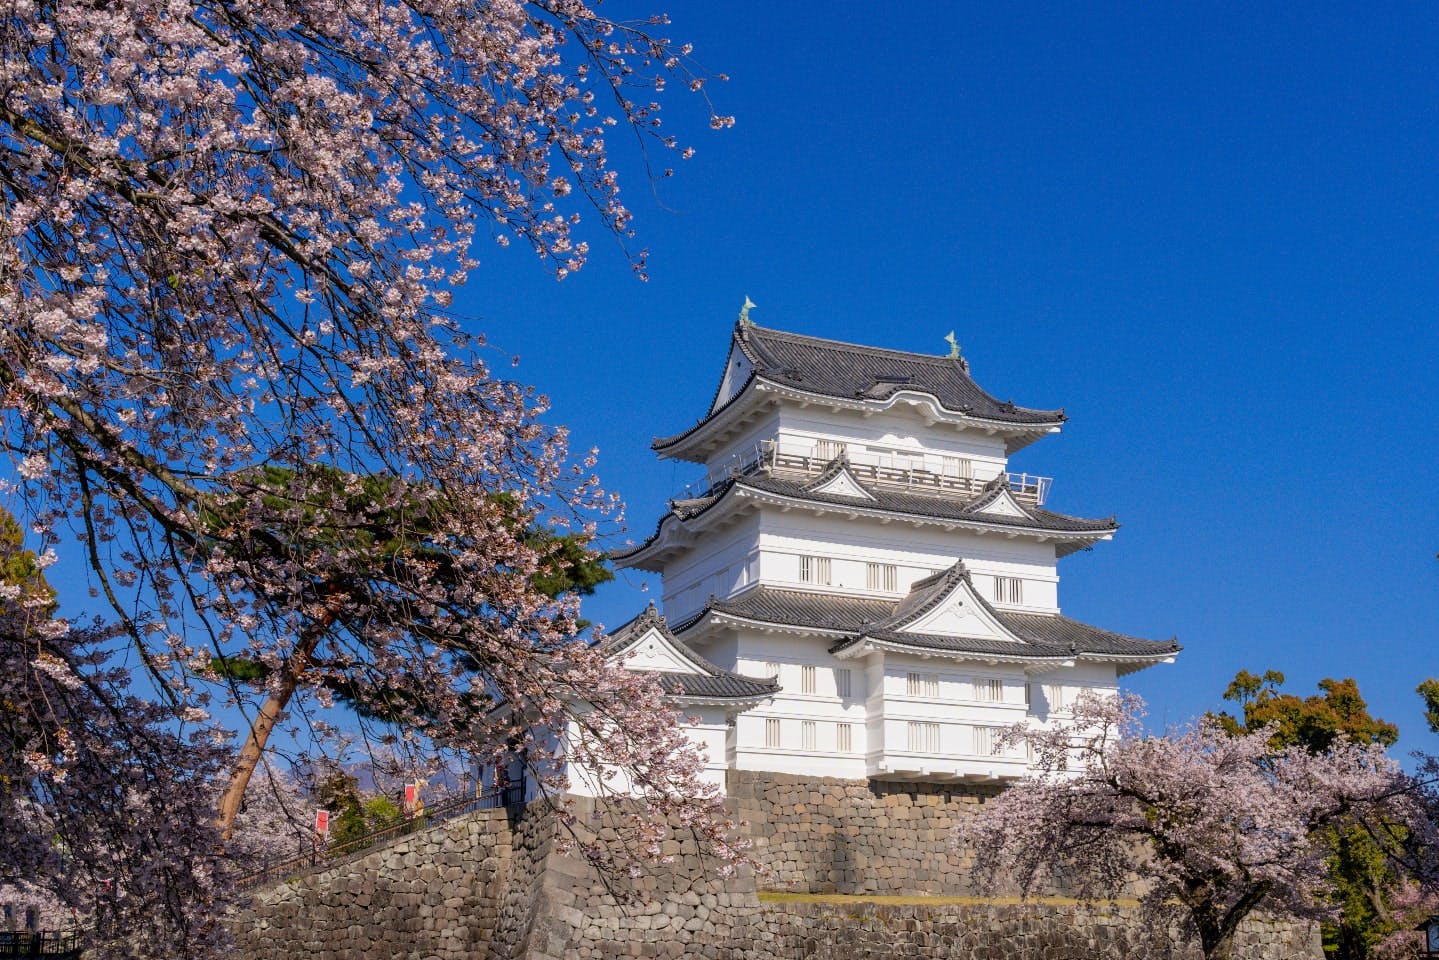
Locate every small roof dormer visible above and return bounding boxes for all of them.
[605,603,779,706]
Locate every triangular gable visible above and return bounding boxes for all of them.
[972,482,1030,519]
[803,462,877,501]
[613,625,708,675]
[882,565,1025,643]
[710,338,754,414]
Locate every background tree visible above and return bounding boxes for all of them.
[1212,669,1406,959]
[957,692,1434,960]
[0,0,742,918]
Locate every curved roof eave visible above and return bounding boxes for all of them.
[652,376,1064,461]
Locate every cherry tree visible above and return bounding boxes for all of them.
[1,509,232,958]
[957,693,1436,960]
[0,0,742,924]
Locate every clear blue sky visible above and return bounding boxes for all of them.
[29,4,1436,761]
[466,4,1439,755]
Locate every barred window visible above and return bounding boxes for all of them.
[973,726,999,756]
[765,661,782,682]
[835,668,852,699]
[865,562,898,592]
[801,721,817,751]
[798,555,832,585]
[995,576,1024,604]
[815,439,847,461]
[764,718,781,748]
[940,456,973,479]
[908,721,941,753]
[801,665,817,694]
[906,672,939,698]
[973,678,1004,702]
[836,723,853,753]
[1045,684,1068,711]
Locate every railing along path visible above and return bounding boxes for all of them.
[235,785,523,892]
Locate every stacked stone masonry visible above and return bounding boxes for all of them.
[229,774,1321,960]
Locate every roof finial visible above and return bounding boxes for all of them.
[738,295,757,326]
[944,331,970,372]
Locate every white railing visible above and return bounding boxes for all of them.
[680,440,1052,506]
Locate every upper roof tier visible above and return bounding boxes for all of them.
[653,321,1068,462]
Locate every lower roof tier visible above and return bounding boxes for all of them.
[670,562,1178,676]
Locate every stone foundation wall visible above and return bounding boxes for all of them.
[229,808,514,960]
[228,777,1323,960]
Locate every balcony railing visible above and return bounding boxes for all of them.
[685,441,1052,506]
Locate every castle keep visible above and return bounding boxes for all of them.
[597,319,1178,792]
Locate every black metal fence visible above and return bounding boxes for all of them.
[234,784,524,891]
[0,931,82,959]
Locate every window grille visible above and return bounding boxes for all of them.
[836,723,853,753]
[1045,684,1068,711]
[765,661,782,681]
[815,439,847,461]
[995,576,1024,604]
[866,562,898,592]
[940,456,973,479]
[801,665,816,694]
[765,718,781,748]
[906,672,939,698]
[835,668,852,699]
[801,721,817,751]
[798,555,832,585]
[908,721,940,753]
[973,726,998,756]
[973,678,1004,702]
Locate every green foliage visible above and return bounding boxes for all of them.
[1212,669,1399,753]
[1212,670,1403,960]
[0,509,54,620]
[1417,678,1439,735]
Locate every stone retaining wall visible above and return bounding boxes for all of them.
[227,775,1322,960]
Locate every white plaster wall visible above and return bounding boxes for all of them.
[755,511,1061,611]
[772,407,1012,473]
[565,707,732,798]
[725,630,870,779]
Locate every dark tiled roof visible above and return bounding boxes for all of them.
[671,587,893,635]
[995,612,1179,657]
[671,579,1178,662]
[606,604,779,701]
[655,323,1065,451]
[611,470,1114,565]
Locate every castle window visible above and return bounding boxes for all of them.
[1045,683,1068,711]
[940,456,973,479]
[908,721,940,753]
[801,665,816,694]
[765,718,781,748]
[973,726,998,756]
[815,439,846,461]
[835,668,852,699]
[798,555,832,585]
[836,723,853,753]
[865,562,897,592]
[995,576,1024,604]
[765,661,782,682]
[801,721,817,751]
[906,672,939,698]
[973,678,1004,702]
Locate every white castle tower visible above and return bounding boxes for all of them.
[601,318,1177,793]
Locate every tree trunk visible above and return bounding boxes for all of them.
[215,603,340,841]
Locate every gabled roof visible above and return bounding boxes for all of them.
[670,566,1178,674]
[606,603,780,703]
[654,322,1067,459]
[612,469,1116,571]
